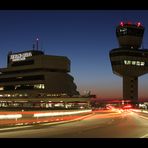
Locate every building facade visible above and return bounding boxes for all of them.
[0,50,79,98]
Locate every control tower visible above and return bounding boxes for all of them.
[109,22,148,102]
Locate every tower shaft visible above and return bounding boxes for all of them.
[123,76,138,101]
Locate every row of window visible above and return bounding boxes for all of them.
[124,60,145,66]
[112,60,146,66]
[0,84,45,91]
[116,27,144,37]
[0,93,68,98]
[0,75,45,83]
[0,68,68,75]
[10,60,34,66]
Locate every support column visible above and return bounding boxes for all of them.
[123,76,138,101]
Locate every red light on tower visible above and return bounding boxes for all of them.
[120,21,124,26]
[137,22,141,27]
[127,21,132,25]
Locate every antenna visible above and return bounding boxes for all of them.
[36,37,39,50]
[41,41,43,51]
[33,43,35,50]
[41,41,45,53]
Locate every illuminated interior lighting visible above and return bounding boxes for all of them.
[124,60,145,66]
[0,87,4,91]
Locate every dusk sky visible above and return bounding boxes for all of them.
[0,10,148,99]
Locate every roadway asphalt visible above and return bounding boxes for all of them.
[0,110,148,138]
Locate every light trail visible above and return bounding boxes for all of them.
[0,114,22,119]
[140,133,148,138]
[33,109,92,118]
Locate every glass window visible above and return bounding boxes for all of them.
[34,84,45,89]
[0,87,4,91]
[116,26,144,37]
[124,60,127,64]
[0,75,45,83]
[119,28,127,35]
[136,61,141,66]
[124,60,131,65]
[141,62,145,66]
[124,60,145,66]
[132,61,136,65]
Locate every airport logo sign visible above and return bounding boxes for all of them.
[10,52,32,62]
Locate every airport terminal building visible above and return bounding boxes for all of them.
[0,49,90,109]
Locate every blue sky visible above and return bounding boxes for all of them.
[0,10,148,99]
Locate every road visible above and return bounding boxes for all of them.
[0,110,148,138]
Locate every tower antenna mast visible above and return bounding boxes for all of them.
[33,43,35,50]
[36,37,39,50]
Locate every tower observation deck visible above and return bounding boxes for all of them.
[110,21,148,102]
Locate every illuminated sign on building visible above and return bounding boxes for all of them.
[10,52,32,62]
